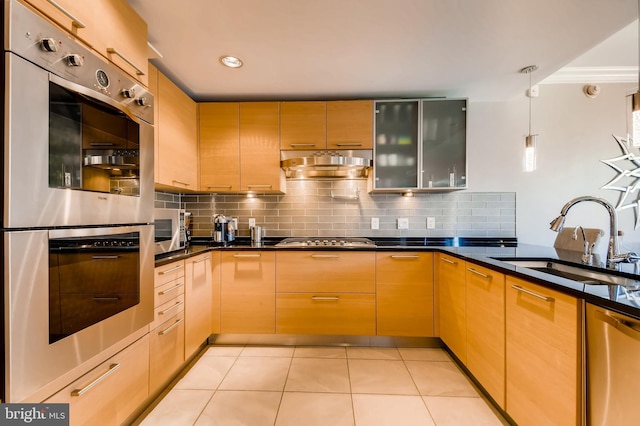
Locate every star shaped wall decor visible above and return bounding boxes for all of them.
[601,134,640,229]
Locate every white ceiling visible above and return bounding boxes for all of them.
[128,0,638,102]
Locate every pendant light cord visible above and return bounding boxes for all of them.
[528,69,533,136]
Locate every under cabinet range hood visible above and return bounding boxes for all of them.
[281,150,373,179]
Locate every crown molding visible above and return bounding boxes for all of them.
[540,66,638,84]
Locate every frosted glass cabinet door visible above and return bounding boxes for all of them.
[374,100,420,189]
[421,99,467,188]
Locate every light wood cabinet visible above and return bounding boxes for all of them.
[276,251,375,293]
[23,0,148,85]
[239,102,283,192]
[199,103,241,191]
[150,260,185,394]
[326,100,373,149]
[46,334,149,426]
[505,276,582,426]
[280,101,327,150]
[220,251,275,333]
[156,71,198,191]
[149,63,160,182]
[376,252,434,337]
[275,251,376,335]
[276,293,376,335]
[435,253,466,363]
[465,261,505,408]
[211,251,222,334]
[185,253,213,357]
[199,102,284,193]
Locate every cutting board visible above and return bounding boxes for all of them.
[553,228,604,252]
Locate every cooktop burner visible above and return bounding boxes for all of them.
[275,237,376,248]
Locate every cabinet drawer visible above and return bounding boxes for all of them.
[149,312,185,393]
[46,334,149,426]
[155,261,185,287]
[150,293,185,330]
[276,293,376,335]
[276,251,375,293]
[155,278,185,307]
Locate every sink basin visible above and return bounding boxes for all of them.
[502,260,640,290]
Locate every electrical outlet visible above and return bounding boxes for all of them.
[427,217,436,229]
[248,217,256,228]
[397,218,409,229]
[371,217,380,230]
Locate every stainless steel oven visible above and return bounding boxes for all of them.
[4,225,154,403]
[3,0,154,228]
[2,0,155,403]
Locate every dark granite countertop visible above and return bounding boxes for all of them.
[155,236,640,320]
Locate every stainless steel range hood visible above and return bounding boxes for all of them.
[281,150,372,179]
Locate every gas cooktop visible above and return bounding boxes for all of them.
[275,237,376,248]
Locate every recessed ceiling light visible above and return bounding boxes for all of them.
[219,55,243,68]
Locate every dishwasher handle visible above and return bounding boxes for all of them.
[594,309,640,342]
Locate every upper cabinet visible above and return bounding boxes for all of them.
[280,100,373,150]
[373,99,467,191]
[199,102,284,194]
[23,0,148,86]
[326,100,373,149]
[155,68,198,191]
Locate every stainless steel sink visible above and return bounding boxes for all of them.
[502,260,640,290]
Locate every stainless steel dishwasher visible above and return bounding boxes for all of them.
[586,303,640,425]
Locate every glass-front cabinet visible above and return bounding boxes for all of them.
[373,99,467,191]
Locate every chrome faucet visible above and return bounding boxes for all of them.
[550,196,640,270]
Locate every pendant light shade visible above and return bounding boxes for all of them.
[521,65,539,172]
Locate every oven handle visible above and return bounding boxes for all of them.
[71,363,121,397]
[49,73,141,124]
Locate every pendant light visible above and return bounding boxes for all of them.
[633,0,640,146]
[521,65,539,172]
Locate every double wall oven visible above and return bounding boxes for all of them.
[3,0,154,402]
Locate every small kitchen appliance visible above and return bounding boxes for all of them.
[213,214,236,243]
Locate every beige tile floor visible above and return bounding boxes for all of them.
[137,346,508,426]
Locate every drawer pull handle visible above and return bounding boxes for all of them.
[440,257,457,265]
[467,268,490,279]
[207,185,232,189]
[390,255,420,259]
[233,254,261,258]
[159,318,184,335]
[92,255,120,260]
[158,283,183,296]
[290,143,317,147]
[159,265,183,275]
[311,296,340,301]
[193,256,210,264]
[106,48,145,75]
[172,180,190,187]
[46,0,86,28]
[311,254,339,259]
[246,184,272,189]
[335,143,363,147]
[511,285,554,302]
[159,300,184,315]
[71,363,120,396]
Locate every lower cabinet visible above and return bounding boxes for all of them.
[149,312,185,393]
[435,253,467,363]
[185,253,213,357]
[465,261,505,409]
[46,334,149,426]
[275,251,376,334]
[376,252,434,337]
[276,293,376,335]
[505,276,582,426]
[220,251,276,333]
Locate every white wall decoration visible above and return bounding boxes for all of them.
[601,134,640,228]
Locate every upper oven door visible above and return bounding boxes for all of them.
[3,53,153,228]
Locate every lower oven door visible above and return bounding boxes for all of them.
[4,225,153,402]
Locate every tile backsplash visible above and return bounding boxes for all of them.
[159,180,515,239]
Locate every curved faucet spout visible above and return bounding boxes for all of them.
[550,196,620,269]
